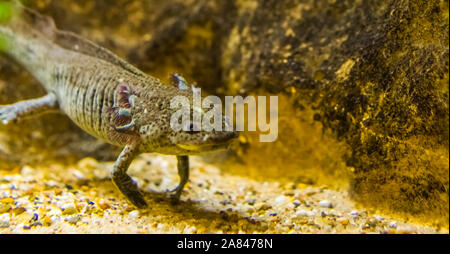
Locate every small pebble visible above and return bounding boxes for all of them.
[50,215,59,223]
[366,218,377,227]
[61,204,77,215]
[98,199,110,210]
[43,216,52,226]
[246,199,256,206]
[0,197,14,204]
[256,203,272,211]
[31,213,39,221]
[184,226,197,234]
[77,157,99,171]
[66,215,80,224]
[337,218,349,226]
[319,200,333,208]
[72,170,87,180]
[45,180,60,188]
[12,207,26,215]
[389,221,398,228]
[373,215,384,221]
[286,202,295,209]
[274,195,288,204]
[128,210,140,219]
[320,211,329,217]
[293,200,301,207]
[296,210,314,217]
[0,213,10,228]
[349,210,359,216]
[396,225,415,234]
[20,166,34,177]
[0,203,11,213]
[220,200,232,206]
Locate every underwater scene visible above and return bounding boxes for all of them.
[0,0,448,235]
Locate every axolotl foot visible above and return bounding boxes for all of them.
[0,105,19,125]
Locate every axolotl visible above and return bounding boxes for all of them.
[0,1,238,208]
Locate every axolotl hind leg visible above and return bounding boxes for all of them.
[0,93,59,124]
[168,155,190,202]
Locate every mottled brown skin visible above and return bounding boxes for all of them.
[0,1,238,208]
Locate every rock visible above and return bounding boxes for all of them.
[319,200,333,208]
[129,0,449,227]
[293,200,301,207]
[0,213,10,228]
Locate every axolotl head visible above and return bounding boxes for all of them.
[110,75,239,155]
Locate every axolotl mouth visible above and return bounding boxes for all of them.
[176,142,231,152]
[175,131,239,153]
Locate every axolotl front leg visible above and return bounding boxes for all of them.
[0,93,59,124]
[111,143,148,208]
[112,144,190,208]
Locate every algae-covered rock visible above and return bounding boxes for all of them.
[0,0,448,226]
[134,0,448,226]
[129,0,449,225]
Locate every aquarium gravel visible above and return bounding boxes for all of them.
[0,154,444,234]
